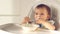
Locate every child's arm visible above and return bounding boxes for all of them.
[36,20,55,30]
[22,17,30,24]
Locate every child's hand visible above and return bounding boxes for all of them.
[36,19,55,30]
[22,17,30,24]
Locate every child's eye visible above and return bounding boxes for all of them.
[40,13,44,15]
[35,13,38,15]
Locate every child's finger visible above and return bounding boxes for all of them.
[24,17,29,19]
[23,17,30,23]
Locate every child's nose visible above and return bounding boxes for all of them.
[38,15,41,18]
[38,15,43,18]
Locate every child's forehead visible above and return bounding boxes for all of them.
[34,7,48,13]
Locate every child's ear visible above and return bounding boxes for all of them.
[47,15,50,20]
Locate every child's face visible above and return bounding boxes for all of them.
[34,7,50,21]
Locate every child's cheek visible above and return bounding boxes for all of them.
[34,15,37,20]
[43,16,48,20]
[34,15,39,20]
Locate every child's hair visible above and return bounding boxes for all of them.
[36,4,51,15]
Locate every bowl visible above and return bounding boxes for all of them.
[21,24,39,32]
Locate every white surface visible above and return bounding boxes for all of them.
[0,23,60,34]
[0,30,14,34]
[0,16,13,25]
[0,0,13,15]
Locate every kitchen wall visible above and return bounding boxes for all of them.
[0,0,20,25]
